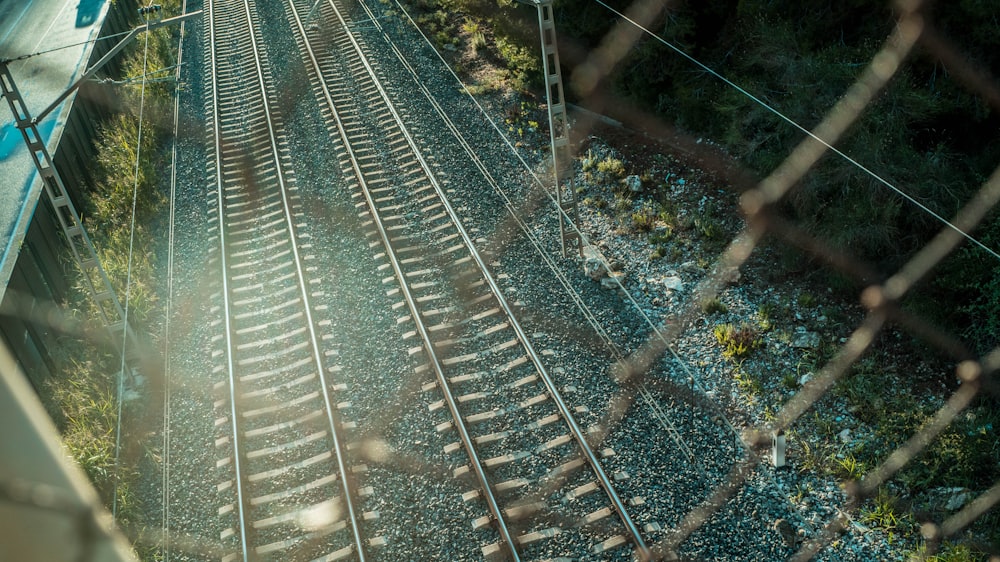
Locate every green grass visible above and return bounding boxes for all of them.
[797,291,818,307]
[39,0,181,547]
[781,371,799,390]
[631,202,657,232]
[860,487,914,539]
[732,363,764,397]
[907,542,981,562]
[461,20,487,53]
[713,322,761,359]
[597,156,625,178]
[834,452,867,481]
[648,228,672,245]
[700,297,728,315]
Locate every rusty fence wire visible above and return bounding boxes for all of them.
[550,0,1000,559]
[2,0,999,560]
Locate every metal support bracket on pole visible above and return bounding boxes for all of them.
[32,11,202,124]
[526,0,581,258]
[0,9,201,358]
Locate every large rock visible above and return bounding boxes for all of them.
[943,488,973,511]
[838,428,852,444]
[791,330,820,349]
[583,245,608,281]
[625,174,642,193]
[661,275,683,292]
[678,261,701,275]
[584,257,607,281]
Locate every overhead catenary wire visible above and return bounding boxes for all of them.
[384,0,718,464]
[378,11,839,540]
[91,64,181,85]
[591,0,1000,263]
[162,0,191,557]
[0,28,135,63]
[386,0,714,394]
[112,11,153,521]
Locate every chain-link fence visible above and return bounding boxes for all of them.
[1,0,998,560]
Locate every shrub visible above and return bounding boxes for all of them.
[493,35,537,90]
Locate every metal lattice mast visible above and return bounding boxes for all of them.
[534,0,581,258]
[0,63,129,338]
[0,11,200,356]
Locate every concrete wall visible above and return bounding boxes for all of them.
[0,0,139,389]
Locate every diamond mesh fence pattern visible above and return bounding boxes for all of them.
[1,0,998,560]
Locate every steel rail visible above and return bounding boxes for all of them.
[235,0,369,557]
[366,1,701,481]
[325,0,652,557]
[210,0,367,558]
[206,0,250,557]
[283,0,521,558]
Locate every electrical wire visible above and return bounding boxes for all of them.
[384,0,726,456]
[387,0,710,386]
[0,29,135,63]
[592,0,1000,263]
[161,0,190,557]
[92,64,180,85]
[112,10,153,521]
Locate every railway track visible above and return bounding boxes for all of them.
[283,0,652,558]
[205,0,375,558]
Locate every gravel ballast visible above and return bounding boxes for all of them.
[144,0,914,559]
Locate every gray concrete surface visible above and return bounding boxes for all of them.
[0,0,111,295]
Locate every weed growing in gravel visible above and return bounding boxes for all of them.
[461,21,487,54]
[860,488,914,539]
[757,302,777,331]
[597,156,626,178]
[781,371,798,390]
[833,357,889,423]
[797,291,818,307]
[648,228,672,246]
[732,363,764,396]
[795,438,826,473]
[907,542,979,562]
[613,195,633,223]
[693,210,722,241]
[834,452,867,481]
[700,297,728,315]
[713,322,760,358]
[790,480,814,503]
[630,202,657,232]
